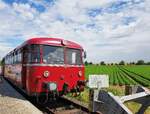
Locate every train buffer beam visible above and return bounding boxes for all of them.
[90,86,150,114]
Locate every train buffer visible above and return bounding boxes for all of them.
[88,75,150,114]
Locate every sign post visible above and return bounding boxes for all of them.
[88,75,109,112]
[88,75,109,89]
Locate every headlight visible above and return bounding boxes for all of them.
[48,83,57,91]
[78,71,82,77]
[43,71,49,78]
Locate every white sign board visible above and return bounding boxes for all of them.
[88,75,109,89]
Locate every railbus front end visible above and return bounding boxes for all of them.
[3,38,86,101]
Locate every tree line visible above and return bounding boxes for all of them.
[85,60,150,66]
[0,60,150,66]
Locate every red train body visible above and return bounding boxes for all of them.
[2,38,85,97]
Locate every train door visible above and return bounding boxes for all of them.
[22,45,29,90]
[22,45,41,94]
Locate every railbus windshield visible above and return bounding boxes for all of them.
[66,48,82,65]
[42,45,82,65]
[43,45,64,64]
[24,45,83,65]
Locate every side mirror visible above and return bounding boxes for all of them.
[83,51,87,59]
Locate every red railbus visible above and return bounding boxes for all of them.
[2,38,86,100]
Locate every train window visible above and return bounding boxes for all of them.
[43,45,64,64]
[23,46,29,63]
[5,51,22,64]
[5,56,8,64]
[6,56,8,64]
[11,55,13,64]
[14,52,17,64]
[16,52,18,63]
[7,57,9,64]
[9,55,11,64]
[15,50,22,63]
[7,56,10,64]
[12,53,15,64]
[28,45,40,63]
[18,51,22,63]
[22,45,40,63]
[66,48,82,65]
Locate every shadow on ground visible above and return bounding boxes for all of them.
[0,77,25,100]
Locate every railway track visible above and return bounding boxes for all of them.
[4,78,97,114]
[41,97,89,114]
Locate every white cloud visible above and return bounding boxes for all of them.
[12,3,37,20]
[0,0,7,9]
[78,0,118,9]
[0,0,150,62]
[0,42,13,59]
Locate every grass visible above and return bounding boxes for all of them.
[125,102,150,114]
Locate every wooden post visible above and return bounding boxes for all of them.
[125,85,132,95]
[89,89,94,112]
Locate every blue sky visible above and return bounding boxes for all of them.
[0,0,150,63]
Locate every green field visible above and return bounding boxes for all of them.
[85,65,150,87]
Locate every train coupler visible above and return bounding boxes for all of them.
[77,80,85,92]
[62,83,70,95]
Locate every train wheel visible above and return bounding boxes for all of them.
[36,93,49,104]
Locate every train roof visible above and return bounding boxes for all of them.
[5,38,83,57]
[21,38,83,49]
